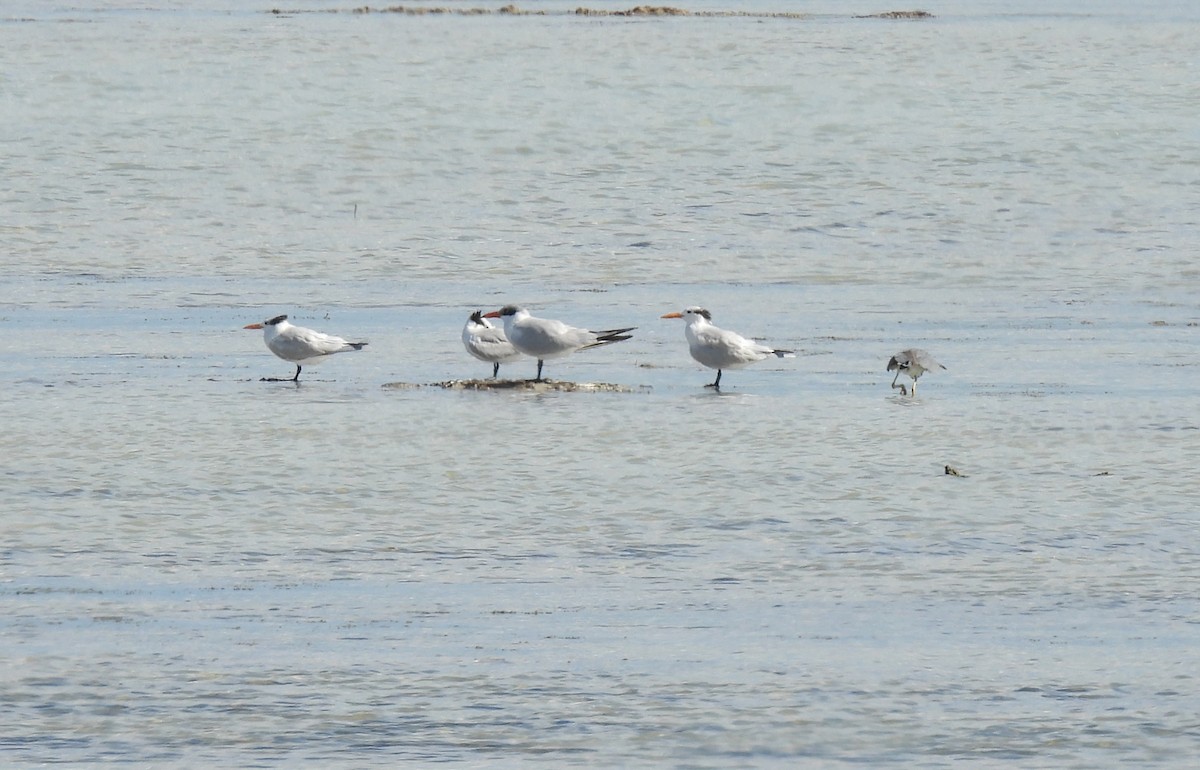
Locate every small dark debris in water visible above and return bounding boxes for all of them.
[1093,471,1112,477]
[855,10,935,19]
[383,378,645,393]
[1150,320,1169,326]
[628,240,652,248]
[944,464,966,477]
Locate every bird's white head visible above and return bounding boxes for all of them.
[243,314,288,331]
[483,305,524,325]
[661,307,712,323]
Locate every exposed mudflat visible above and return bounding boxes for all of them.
[271,5,934,20]
[383,378,647,392]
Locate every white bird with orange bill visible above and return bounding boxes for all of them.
[483,305,635,382]
[661,306,794,389]
[243,314,367,382]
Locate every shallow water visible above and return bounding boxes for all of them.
[2,1,1200,767]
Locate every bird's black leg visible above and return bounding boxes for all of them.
[535,359,545,382]
[292,365,302,382]
[492,362,500,378]
[706,369,723,389]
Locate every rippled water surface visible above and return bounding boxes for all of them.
[2,1,1199,767]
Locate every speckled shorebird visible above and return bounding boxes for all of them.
[661,306,794,389]
[483,305,635,382]
[243,314,367,382]
[462,310,523,378]
[887,348,945,396]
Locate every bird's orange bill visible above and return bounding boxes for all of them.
[243,323,263,329]
[660,312,683,319]
[482,310,502,319]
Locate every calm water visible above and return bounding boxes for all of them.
[2,1,1199,767]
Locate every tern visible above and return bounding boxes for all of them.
[462,309,523,378]
[483,305,635,382]
[661,306,794,389]
[243,314,367,382]
[887,348,945,396]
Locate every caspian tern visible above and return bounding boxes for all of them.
[661,306,794,389]
[462,309,523,378]
[886,348,945,396]
[243,314,367,382]
[483,305,635,382]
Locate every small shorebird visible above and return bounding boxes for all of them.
[887,348,945,396]
[462,310,523,378]
[243,314,367,382]
[661,306,794,389]
[483,305,635,382]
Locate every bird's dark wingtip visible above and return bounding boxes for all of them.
[597,327,637,342]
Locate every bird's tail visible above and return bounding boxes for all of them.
[583,327,637,349]
[349,342,368,351]
[772,348,795,358]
